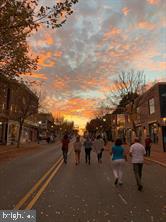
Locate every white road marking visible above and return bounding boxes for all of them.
[118,193,128,205]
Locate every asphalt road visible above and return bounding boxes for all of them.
[0,141,62,210]
[0,142,166,222]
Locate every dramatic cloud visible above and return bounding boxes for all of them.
[28,0,166,127]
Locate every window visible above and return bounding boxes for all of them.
[136,107,141,122]
[136,126,142,141]
[149,98,155,114]
[149,123,158,144]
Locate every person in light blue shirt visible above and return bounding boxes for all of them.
[111,138,127,185]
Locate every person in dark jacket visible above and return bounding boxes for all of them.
[61,134,70,164]
[83,136,92,164]
[145,135,152,157]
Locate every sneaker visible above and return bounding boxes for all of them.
[114,178,118,185]
[119,182,123,186]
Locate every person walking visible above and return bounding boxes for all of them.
[73,136,82,165]
[111,138,127,186]
[61,134,70,164]
[130,137,146,191]
[145,135,152,157]
[83,136,92,164]
[93,135,104,163]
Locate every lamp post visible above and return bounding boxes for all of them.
[38,121,42,144]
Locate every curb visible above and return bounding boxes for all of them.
[145,157,166,168]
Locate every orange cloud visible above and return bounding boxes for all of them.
[55,51,63,58]
[122,7,129,16]
[38,51,56,67]
[53,79,67,90]
[138,21,155,30]
[46,35,54,45]
[103,28,121,41]
[52,97,97,117]
[147,0,159,5]
[22,72,48,80]
[146,61,166,72]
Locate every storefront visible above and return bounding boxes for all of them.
[136,125,143,142]
[0,116,8,145]
[0,122,3,144]
[7,121,19,145]
[162,126,166,152]
[149,122,159,144]
[7,121,38,145]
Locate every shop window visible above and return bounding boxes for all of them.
[149,98,155,114]
[136,107,141,122]
[10,104,13,112]
[149,123,158,144]
[136,126,142,141]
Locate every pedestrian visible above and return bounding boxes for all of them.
[111,138,127,186]
[145,135,152,157]
[93,135,104,163]
[47,136,50,144]
[83,136,92,164]
[73,136,82,165]
[61,134,70,164]
[129,137,146,191]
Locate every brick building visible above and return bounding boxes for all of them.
[125,82,166,152]
[0,75,39,145]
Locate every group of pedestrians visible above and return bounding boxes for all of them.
[61,134,105,165]
[111,137,146,191]
[61,134,147,192]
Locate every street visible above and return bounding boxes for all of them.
[0,141,165,222]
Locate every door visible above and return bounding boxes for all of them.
[162,126,166,152]
[0,124,3,144]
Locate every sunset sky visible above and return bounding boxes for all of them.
[28,0,166,128]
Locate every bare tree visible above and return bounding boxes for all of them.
[10,82,39,147]
[100,70,146,133]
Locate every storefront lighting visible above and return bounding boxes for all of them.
[163,117,166,125]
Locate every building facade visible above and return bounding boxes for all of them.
[0,75,38,145]
[125,82,166,151]
[37,113,55,139]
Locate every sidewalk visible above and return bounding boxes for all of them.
[105,141,166,167]
[0,142,42,163]
[145,149,166,167]
[0,142,40,154]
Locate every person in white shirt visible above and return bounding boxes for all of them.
[129,137,146,191]
[74,136,82,165]
[93,135,104,163]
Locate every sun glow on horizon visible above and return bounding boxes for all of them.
[64,114,89,129]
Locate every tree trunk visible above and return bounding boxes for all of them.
[17,121,23,148]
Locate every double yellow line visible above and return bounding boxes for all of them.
[14,156,64,210]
